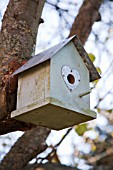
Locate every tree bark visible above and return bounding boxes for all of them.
[0,127,50,170]
[0,0,45,134]
[69,0,103,45]
[24,163,79,170]
[0,119,36,135]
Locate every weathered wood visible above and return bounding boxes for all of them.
[11,42,96,129]
[16,62,50,109]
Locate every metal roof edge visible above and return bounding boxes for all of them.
[11,35,100,82]
[11,35,77,76]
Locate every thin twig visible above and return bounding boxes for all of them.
[37,127,73,163]
[54,127,73,148]
[46,0,68,12]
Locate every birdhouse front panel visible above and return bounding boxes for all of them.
[50,41,90,111]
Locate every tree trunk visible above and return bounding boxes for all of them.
[69,0,102,45]
[0,0,45,134]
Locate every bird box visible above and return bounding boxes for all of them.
[11,35,100,130]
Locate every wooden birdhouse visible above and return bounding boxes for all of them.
[11,35,100,130]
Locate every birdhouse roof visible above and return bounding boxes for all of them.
[12,35,100,82]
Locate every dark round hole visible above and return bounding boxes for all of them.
[67,74,75,84]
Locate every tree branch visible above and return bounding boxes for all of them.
[88,148,113,164]
[0,119,36,135]
[69,0,103,45]
[0,0,45,133]
[0,127,50,170]
[24,162,79,170]
[37,128,72,163]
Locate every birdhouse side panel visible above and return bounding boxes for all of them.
[44,60,51,99]
[50,42,90,111]
[17,61,50,109]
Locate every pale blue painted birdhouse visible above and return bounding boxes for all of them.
[11,35,100,130]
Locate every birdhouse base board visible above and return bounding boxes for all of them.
[11,98,96,130]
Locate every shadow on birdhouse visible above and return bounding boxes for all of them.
[11,35,100,130]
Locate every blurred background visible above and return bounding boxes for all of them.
[0,0,113,169]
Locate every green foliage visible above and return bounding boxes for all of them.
[107,109,112,113]
[88,53,96,62]
[75,123,90,136]
[92,79,99,85]
[92,67,102,85]
[96,67,102,75]
[2,143,7,147]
